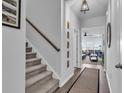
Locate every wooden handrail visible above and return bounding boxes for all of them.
[26,18,60,52]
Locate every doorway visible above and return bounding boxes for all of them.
[81,32,104,66]
[73,29,79,68]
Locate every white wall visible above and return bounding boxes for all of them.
[26,22,61,78]
[65,3,81,68]
[81,26,105,51]
[69,8,80,29]
[105,0,122,93]
[69,6,82,68]
[81,16,106,27]
[26,0,61,47]
[60,2,81,86]
[3,0,26,93]
[81,26,105,35]
[81,36,103,50]
[26,0,61,78]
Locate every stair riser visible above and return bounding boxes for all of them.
[26,48,32,52]
[26,59,41,68]
[48,82,59,93]
[26,74,52,93]
[26,66,47,79]
[26,53,36,59]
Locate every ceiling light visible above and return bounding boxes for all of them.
[84,32,87,36]
[80,0,89,14]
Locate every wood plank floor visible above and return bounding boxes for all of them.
[55,57,110,93]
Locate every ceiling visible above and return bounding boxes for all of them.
[66,0,108,19]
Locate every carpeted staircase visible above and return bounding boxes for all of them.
[26,42,59,93]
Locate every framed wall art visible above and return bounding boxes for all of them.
[107,23,111,48]
[67,51,69,58]
[67,41,69,48]
[67,21,70,29]
[67,60,70,68]
[67,32,69,39]
[2,0,21,29]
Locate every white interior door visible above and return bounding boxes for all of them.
[107,0,122,93]
[73,29,78,67]
[111,0,122,92]
[76,32,78,66]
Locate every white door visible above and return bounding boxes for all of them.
[73,29,78,67]
[108,0,122,93]
[112,0,122,92]
[76,32,78,66]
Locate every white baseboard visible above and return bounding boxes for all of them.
[26,39,61,80]
[106,72,112,93]
[60,72,74,87]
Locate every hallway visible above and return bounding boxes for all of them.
[55,58,110,93]
[82,56,103,65]
[2,0,122,93]
[68,68,99,93]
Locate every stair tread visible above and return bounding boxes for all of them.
[29,78,59,93]
[26,71,52,88]
[26,58,41,63]
[26,64,46,74]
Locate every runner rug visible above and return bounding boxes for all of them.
[68,68,99,93]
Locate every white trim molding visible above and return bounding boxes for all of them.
[60,72,74,87]
[106,72,112,93]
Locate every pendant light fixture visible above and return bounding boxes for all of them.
[80,0,89,14]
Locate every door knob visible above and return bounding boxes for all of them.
[115,63,122,69]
